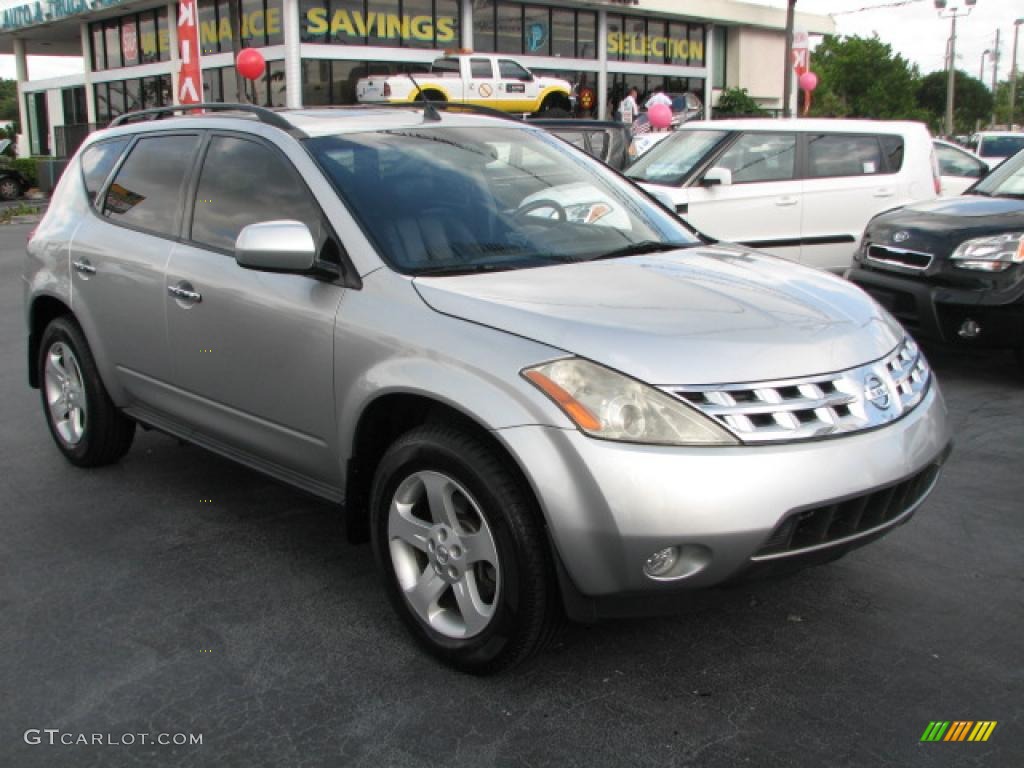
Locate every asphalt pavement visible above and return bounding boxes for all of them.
[1,222,1021,767]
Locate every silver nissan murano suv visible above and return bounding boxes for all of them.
[24,104,952,674]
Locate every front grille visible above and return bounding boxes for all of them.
[754,462,942,559]
[866,243,933,272]
[667,339,930,443]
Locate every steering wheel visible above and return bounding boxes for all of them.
[514,199,567,222]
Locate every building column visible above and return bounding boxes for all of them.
[283,0,302,107]
[704,23,713,119]
[80,22,97,124]
[597,10,608,120]
[461,0,473,51]
[168,2,180,105]
[13,37,30,156]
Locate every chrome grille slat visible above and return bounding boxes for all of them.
[866,244,933,271]
[665,339,931,444]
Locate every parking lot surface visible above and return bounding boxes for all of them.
[1,222,1020,767]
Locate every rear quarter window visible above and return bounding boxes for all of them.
[878,135,905,173]
[80,138,130,205]
[807,134,887,178]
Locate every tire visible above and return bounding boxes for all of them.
[38,316,135,467]
[539,94,572,116]
[0,176,22,201]
[370,423,561,674]
[414,90,447,103]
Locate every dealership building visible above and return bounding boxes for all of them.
[0,0,832,159]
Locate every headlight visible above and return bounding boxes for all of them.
[950,232,1024,272]
[522,358,738,446]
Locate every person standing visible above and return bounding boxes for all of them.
[618,86,639,125]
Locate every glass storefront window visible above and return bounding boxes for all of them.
[139,13,157,64]
[576,11,595,59]
[496,2,521,54]
[712,26,726,88]
[623,17,645,63]
[107,80,125,117]
[302,59,332,104]
[368,0,400,47]
[156,8,171,61]
[404,0,436,50]
[104,21,121,69]
[203,67,225,103]
[123,78,141,113]
[434,0,460,47]
[523,5,548,56]
[689,24,705,67]
[472,0,495,51]
[646,19,667,65]
[550,9,572,59]
[198,0,219,55]
[121,19,140,67]
[91,24,105,71]
[667,23,688,67]
[606,15,623,62]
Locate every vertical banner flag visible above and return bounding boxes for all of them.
[792,30,809,76]
[177,0,203,105]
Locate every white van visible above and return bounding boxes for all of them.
[626,119,940,271]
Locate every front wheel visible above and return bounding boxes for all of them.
[38,317,135,467]
[370,423,560,674]
[0,176,23,200]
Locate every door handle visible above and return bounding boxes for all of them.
[168,284,202,303]
[72,259,96,275]
[873,188,894,198]
[775,197,799,207]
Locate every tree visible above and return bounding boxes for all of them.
[917,70,992,134]
[0,79,18,122]
[809,34,928,122]
[714,87,765,117]
[992,73,1024,127]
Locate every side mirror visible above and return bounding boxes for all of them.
[701,167,733,187]
[235,220,317,273]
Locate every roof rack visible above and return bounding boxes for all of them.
[109,103,306,137]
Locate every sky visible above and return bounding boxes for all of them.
[0,0,1021,83]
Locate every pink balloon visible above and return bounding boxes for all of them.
[648,102,673,130]
[799,71,819,92]
[236,48,266,81]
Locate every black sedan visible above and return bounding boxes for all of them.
[848,149,1024,367]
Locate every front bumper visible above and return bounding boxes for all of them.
[848,266,1024,349]
[496,382,951,617]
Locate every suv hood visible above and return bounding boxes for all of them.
[414,246,902,385]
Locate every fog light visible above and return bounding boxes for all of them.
[958,319,981,339]
[644,546,680,578]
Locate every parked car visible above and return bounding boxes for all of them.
[530,118,632,170]
[632,91,704,135]
[973,131,1024,168]
[933,138,989,196]
[356,53,573,115]
[0,139,29,200]
[847,146,1024,367]
[25,104,951,673]
[625,119,940,272]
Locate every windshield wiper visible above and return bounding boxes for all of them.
[588,241,692,261]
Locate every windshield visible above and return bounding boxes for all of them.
[977,135,1024,159]
[625,129,728,186]
[306,126,698,275]
[969,148,1024,198]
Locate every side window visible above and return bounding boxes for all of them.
[190,136,321,253]
[470,58,493,78]
[498,60,531,80]
[716,133,796,183]
[807,134,885,178]
[879,135,905,172]
[936,144,986,178]
[80,138,130,205]
[103,134,200,237]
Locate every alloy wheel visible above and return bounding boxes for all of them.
[43,341,87,446]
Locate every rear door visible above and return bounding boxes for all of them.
[465,57,499,107]
[162,133,347,486]
[935,142,988,196]
[684,131,802,260]
[70,133,200,408]
[799,132,895,271]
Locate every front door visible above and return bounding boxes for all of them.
[497,59,540,111]
[163,133,346,486]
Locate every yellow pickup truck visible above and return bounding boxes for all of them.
[355,53,574,115]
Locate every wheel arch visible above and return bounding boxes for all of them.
[28,294,73,388]
[343,391,548,547]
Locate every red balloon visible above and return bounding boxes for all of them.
[799,71,819,92]
[648,102,673,130]
[236,49,265,81]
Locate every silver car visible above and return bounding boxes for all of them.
[24,104,952,674]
